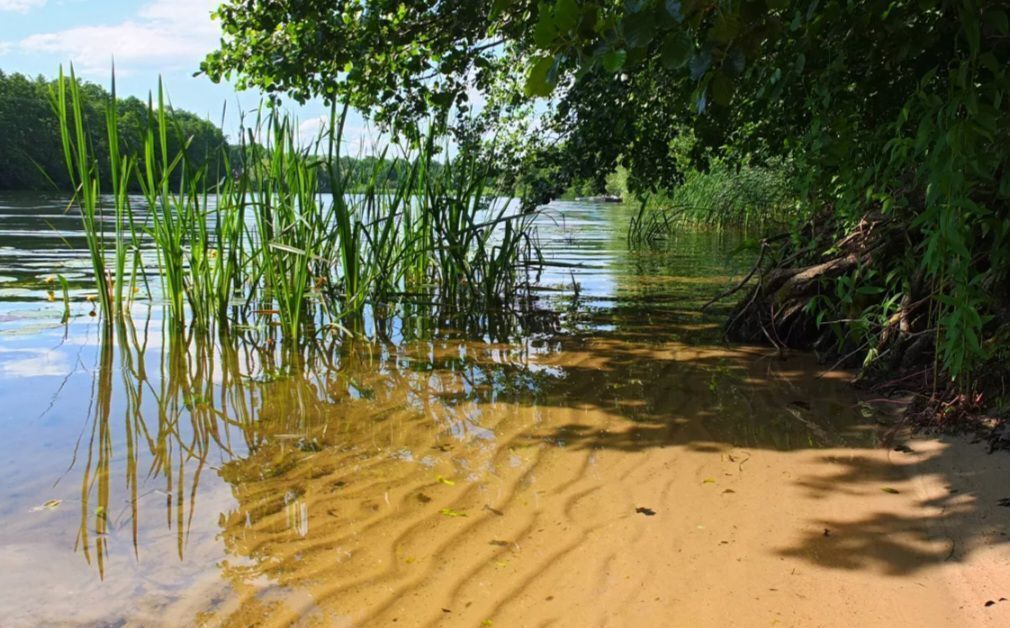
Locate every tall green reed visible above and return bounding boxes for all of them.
[52,66,143,317]
[52,69,540,344]
[628,159,798,246]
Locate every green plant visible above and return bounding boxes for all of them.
[52,69,541,345]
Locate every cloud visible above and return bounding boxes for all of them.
[298,116,329,145]
[0,0,45,13]
[0,41,12,55]
[342,124,392,157]
[0,348,71,378]
[296,116,391,156]
[18,0,218,73]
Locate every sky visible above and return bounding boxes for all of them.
[0,0,378,148]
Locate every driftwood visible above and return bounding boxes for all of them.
[725,213,896,355]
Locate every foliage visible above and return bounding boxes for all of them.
[53,70,540,346]
[1,68,226,191]
[0,68,427,194]
[629,157,798,244]
[204,0,1010,383]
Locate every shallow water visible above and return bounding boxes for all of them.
[1,193,1006,627]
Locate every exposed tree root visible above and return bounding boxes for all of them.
[718,210,1008,438]
[724,212,892,354]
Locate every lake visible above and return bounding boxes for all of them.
[0,192,1006,627]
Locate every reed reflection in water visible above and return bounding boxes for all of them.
[67,304,563,581]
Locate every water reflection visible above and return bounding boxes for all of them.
[6,197,1004,626]
[66,306,563,578]
[64,293,875,587]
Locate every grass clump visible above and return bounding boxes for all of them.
[628,158,799,246]
[52,67,541,344]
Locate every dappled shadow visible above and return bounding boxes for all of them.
[28,300,1008,619]
[367,310,1008,584]
[166,307,1007,619]
[782,511,953,576]
[776,446,1010,576]
[508,315,874,453]
[5,211,1007,622]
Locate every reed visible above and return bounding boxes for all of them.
[52,66,141,316]
[52,69,540,343]
[628,159,798,246]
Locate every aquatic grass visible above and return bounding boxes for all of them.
[57,274,71,323]
[52,69,542,344]
[628,159,799,246]
[66,298,561,577]
[52,66,146,318]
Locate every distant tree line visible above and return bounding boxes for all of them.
[0,69,428,194]
[0,69,227,191]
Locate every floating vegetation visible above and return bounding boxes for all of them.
[31,499,62,512]
[439,508,467,518]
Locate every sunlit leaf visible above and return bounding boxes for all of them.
[524,56,556,97]
[602,49,627,72]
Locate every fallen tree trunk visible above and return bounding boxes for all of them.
[724,212,895,356]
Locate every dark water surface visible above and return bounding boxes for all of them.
[0,193,882,626]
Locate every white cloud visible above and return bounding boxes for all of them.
[0,0,46,13]
[0,41,12,55]
[298,116,329,145]
[296,116,390,156]
[18,0,218,73]
[0,348,71,378]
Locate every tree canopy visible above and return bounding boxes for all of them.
[204,0,1009,380]
[203,1,1008,201]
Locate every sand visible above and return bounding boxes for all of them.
[154,338,1010,627]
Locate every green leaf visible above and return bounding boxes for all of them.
[625,0,647,13]
[660,32,692,69]
[665,0,684,22]
[709,11,740,43]
[534,11,559,47]
[554,0,579,32]
[985,10,1009,36]
[855,285,885,295]
[602,49,627,72]
[695,88,708,113]
[490,0,512,19]
[525,55,556,96]
[710,72,734,105]
[689,50,711,80]
[625,11,657,49]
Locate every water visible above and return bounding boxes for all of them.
[3,193,993,627]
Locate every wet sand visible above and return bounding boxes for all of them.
[121,339,1010,627]
[1,197,1007,626]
